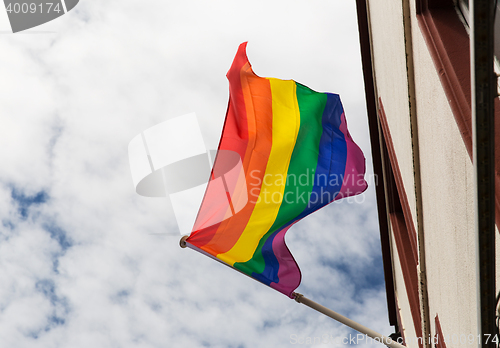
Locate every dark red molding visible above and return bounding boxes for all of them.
[416,0,500,228]
[389,212,422,346]
[434,315,447,348]
[416,0,471,155]
[378,100,419,262]
[378,99,423,347]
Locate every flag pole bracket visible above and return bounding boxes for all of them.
[180,235,188,248]
[293,292,304,303]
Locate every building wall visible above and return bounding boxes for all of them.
[365,0,420,345]
[365,0,499,346]
[366,0,418,230]
[364,0,420,345]
[408,0,478,341]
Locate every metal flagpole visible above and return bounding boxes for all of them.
[181,237,404,348]
[293,293,406,348]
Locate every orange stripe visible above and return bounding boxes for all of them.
[200,64,273,256]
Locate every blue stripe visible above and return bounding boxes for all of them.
[307,93,347,209]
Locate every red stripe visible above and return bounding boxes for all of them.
[221,42,251,161]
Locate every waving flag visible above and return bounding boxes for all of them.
[185,42,367,298]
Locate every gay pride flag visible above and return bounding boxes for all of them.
[185,43,367,298]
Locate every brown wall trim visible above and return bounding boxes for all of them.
[390,211,422,344]
[378,99,423,345]
[378,99,419,262]
[355,0,398,328]
[434,315,447,348]
[416,0,500,228]
[416,1,471,156]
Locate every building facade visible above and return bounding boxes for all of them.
[356,0,500,347]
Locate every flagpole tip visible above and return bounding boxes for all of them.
[179,236,188,248]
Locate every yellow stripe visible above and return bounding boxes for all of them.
[217,78,300,265]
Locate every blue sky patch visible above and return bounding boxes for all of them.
[10,187,48,219]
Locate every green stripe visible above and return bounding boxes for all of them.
[234,83,327,276]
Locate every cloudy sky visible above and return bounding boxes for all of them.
[0,1,393,347]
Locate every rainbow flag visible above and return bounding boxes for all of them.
[186,43,367,298]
